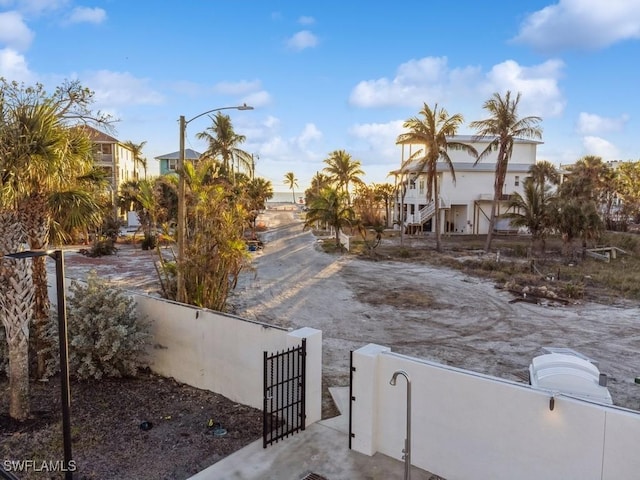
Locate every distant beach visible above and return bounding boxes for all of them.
[268,191,305,204]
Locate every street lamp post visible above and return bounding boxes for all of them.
[5,249,73,480]
[176,104,253,303]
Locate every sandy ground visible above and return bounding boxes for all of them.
[229,208,640,412]
[57,208,640,413]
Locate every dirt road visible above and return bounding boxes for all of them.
[230,209,640,412]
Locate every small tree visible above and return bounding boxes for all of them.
[303,187,355,248]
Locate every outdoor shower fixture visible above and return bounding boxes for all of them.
[390,370,412,480]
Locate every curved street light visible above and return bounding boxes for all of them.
[176,104,254,303]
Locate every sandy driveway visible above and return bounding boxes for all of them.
[229,208,640,412]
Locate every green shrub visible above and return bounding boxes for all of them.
[79,239,117,257]
[47,271,150,380]
[141,233,157,251]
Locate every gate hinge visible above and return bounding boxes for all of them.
[351,366,356,372]
[351,396,355,402]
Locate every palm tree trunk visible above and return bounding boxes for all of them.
[20,194,52,378]
[0,210,34,421]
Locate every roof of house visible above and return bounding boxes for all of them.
[154,149,202,160]
[155,148,202,160]
[74,125,120,143]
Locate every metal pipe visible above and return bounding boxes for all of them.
[54,250,73,480]
[390,370,411,480]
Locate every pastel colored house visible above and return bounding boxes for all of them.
[78,125,140,191]
[155,149,202,176]
[391,135,542,235]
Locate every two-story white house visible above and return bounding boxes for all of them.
[390,135,542,235]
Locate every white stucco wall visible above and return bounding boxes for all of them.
[135,295,322,424]
[352,345,640,480]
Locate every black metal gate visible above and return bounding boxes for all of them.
[263,338,306,448]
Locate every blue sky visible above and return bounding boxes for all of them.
[1,0,639,191]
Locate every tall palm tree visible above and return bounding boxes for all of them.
[396,103,477,251]
[9,102,98,379]
[0,210,32,421]
[322,150,364,203]
[283,172,298,203]
[469,91,543,252]
[0,82,104,419]
[196,112,252,181]
[123,140,148,180]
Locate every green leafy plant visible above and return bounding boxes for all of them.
[46,271,150,380]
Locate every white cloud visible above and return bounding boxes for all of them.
[255,122,323,166]
[0,11,34,51]
[296,123,322,149]
[582,136,619,158]
[513,0,640,52]
[0,47,33,81]
[350,57,480,108]
[241,90,272,108]
[286,30,318,51]
[67,6,106,25]
[298,16,315,25]
[482,59,566,117]
[576,112,629,135]
[263,115,280,129]
[83,70,164,107]
[349,56,565,118]
[349,120,404,154]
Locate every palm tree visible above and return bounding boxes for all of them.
[504,176,555,254]
[470,91,543,252]
[10,102,98,380]
[306,172,332,204]
[529,160,559,190]
[375,183,396,228]
[196,112,252,181]
[560,155,616,226]
[245,177,274,235]
[322,150,364,203]
[0,80,106,419]
[303,187,354,248]
[283,172,298,203]
[0,210,32,421]
[396,103,477,251]
[123,140,148,180]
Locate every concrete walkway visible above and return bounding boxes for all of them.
[190,388,434,480]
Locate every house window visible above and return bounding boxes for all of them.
[419,180,425,194]
[100,143,112,154]
[168,159,177,171]
[515,175,520,187]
